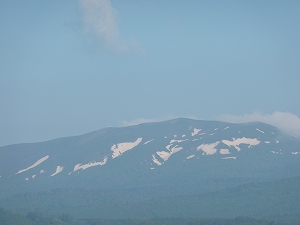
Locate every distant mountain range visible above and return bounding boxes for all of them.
[0,118,299,220]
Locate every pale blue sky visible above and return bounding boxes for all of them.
[1,0,300,146]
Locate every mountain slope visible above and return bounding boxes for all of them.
[1,176,299,222]
[0,118,299,199]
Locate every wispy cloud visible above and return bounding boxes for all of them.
[122,112,300,138]
[79,0,144,54]
[79,0,126,53]
[218,112,300,138]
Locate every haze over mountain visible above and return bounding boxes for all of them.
[1,1,300,223]
[1,1,300,147]
[0,118,299,221]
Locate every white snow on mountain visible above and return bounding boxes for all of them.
[73,156,108,172]
[152,154,162,165]
[222,138,260,151]
[187,154,195,159]
[157,145,183,161]
[222,156,237,160]
[154,137,191,162]
[111,138,143,159]
[170,138,188,144]
[220,149,230,154]
[271,151,282,154]
[197,141,220,155]
[256,128,265,134]
[191,128,201,136]
[16,155,49,174]
[51,166,64,176]
[144,139,154,145]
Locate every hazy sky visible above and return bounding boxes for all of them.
[1,0,300,146]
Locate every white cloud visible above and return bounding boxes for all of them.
[218,112,300,138]
[79,0,127,53]
[121,112,300,138]
[79,0,144,54]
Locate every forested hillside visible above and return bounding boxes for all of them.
[0,207,297,225]
[1,176,300,223]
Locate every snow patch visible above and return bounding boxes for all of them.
[222,156,236,160]
[271,150,282,154]
[144,139,154,145]
[191,128,201,136]
[40,170,45,174]
[157,145,183,161]
[220,149,230,154]
[276,140,279,143]
[51,166,64,176]
[111,138,142,158]
[265,141,270,144]
[25,178,29,181]
[197,142,219,155]
[170,139,188,144]
[223,126,229,131]
[292,152,299,155]
[32,175,36,179]
[256,128,265,134]
[73,156,108,172]
[187,155,195,159]
[16,155,49,174]
[222,137,260,151]
[152,155,162,166]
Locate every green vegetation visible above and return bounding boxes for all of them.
[0,208,86,225]
[0,208,297,225]
[1,176,299,223]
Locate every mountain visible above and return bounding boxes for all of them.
[0,118,299,220]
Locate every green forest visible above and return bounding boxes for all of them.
[1,176,300,222]
[0,207,298,225]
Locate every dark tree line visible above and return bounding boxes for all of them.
[0,207,297,225]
